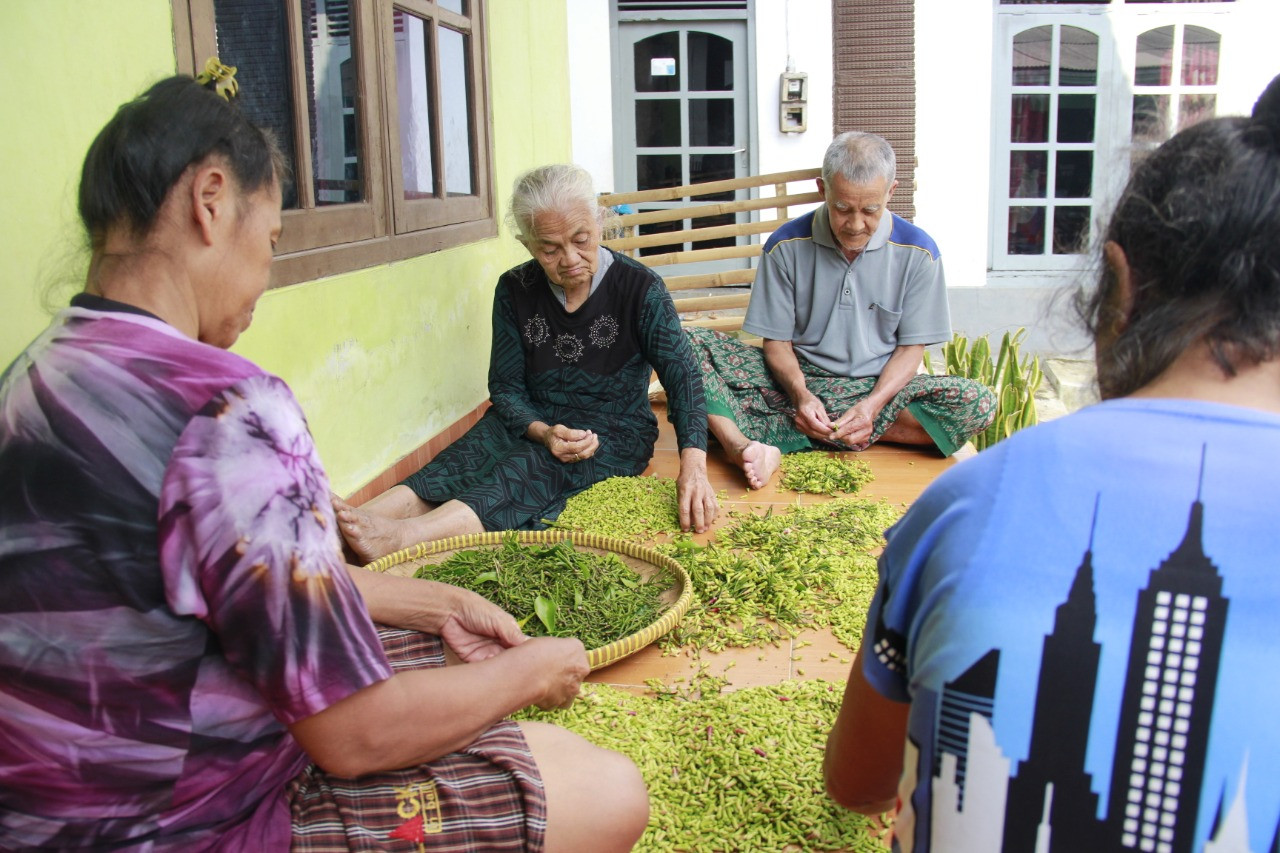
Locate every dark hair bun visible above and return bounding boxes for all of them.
[1251,73,1280,145]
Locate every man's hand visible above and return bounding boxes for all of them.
[540,423,600,464]
[792,390,837,441]
[435,586,528,662]
[830,399,880,449]
[675,448,718,533]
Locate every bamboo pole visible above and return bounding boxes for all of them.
[673,292,752,313]
[613,190,823,227]
[599,167,820,206]
[606,218,779,251]
[682,315,746,333]
[609,243,761,268]
[663,269,756,291]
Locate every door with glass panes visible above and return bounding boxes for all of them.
[614,20,750,277]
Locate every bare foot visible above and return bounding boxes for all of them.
[332,495,407,564]
[739,441,782,490]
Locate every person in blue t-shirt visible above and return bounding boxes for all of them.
[824,74,1280,853]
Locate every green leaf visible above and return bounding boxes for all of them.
[473,570,499,585]
[534,595,558,634]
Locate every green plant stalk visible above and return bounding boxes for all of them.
[657,498,900,655]
[934,328,1042,451]
[516,678,892,852]
[413,536,674,649]
[778,452,874,496]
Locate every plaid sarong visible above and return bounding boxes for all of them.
[289,629,546,852]
[686,327,996,457]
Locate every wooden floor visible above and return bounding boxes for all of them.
[585,401,968,691]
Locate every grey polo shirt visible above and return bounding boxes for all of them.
[742,203,952,378]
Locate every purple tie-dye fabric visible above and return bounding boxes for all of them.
[0,308,392,851]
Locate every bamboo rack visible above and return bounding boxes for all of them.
[600,168,822,333]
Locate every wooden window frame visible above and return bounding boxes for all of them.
[172,0,495,287]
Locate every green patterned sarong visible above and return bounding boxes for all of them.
[686,327,996,457]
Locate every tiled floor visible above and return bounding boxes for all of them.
[585,400,967,691]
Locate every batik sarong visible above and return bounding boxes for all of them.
[289,629,546,852]
[686,327,996,457]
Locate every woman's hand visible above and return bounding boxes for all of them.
[675,448,718,533]
[541,423,600,464]
[436,586,528,662]
[524,636,590,709]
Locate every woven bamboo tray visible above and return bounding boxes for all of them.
[364,530,694,670]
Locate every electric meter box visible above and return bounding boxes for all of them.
[780,71,808,133]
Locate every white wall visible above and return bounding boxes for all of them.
[913,0,994,291]
[753,0,834,180]
[565,0,615,191]
[564,0,833,196]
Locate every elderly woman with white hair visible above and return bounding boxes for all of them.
[336,164,718,562]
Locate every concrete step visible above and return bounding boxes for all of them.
[1042,358,1098,413]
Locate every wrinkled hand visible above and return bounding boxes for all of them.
[830,401,878,450]
[676,455,718,534]
[792,392,836,441]
[543,424,600,464]
[519,636,589,710]
[436,586,527,663]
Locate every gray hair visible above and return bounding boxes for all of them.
[506,164,618,245]
[821,131,896,187]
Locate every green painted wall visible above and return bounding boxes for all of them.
[0,0,572,494]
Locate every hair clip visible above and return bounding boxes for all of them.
[196,57,239,101]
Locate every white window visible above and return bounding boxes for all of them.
[991,2,1232,273]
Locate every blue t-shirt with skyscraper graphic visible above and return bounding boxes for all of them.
[864,397,1280,853]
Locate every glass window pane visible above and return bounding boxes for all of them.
[1059,27,1098,86]
[308,2,363,205]
[637,154,682,191]
[1053,205,1090,254]
[1058,94,1096,143]
[691,212,738,250]
[687,32,733,91]
[1182,27,1220,86]
[689,154,735,199]
[636,100,680,148]
[1136,27,1174,86]
[1009,207,1046,255]
[214,0,301,208]
[689,99,734,147]
[1179,94,1216,131]
[438,0,466,12]
[1055,151,1093,198]
[635,32,680,93]
[1013,27,1052,86]
[1010,150,1048,198]
[395,12,435,200]
[1012,94,1050,142]
[439,26,474,196]
[1132,94,1170,143]
[638,218,684,257]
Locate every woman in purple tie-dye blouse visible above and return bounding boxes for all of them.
[0,76,647,852]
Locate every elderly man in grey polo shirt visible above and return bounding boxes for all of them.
[686,131,996,488]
